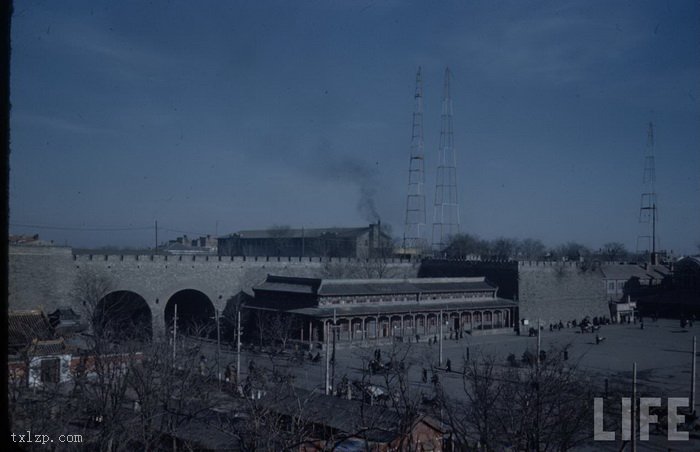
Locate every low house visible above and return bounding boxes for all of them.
[8,310,73,387]
[48,307,86,336]
[261,387,446,451]
[7,308,140,388]
[601,263,671,302]
[609,297,637,323]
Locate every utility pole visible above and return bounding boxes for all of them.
[632,362,637,452]
[172,304,177,360]
[236,306,241,386]
[325,321,331,395]
[155,220,158,253]
[691,336,697,416]
[439,309,444,366]
[331,309,337,393]
[537,319,541,366]
[215,307,221,390]
[432,67,460,253]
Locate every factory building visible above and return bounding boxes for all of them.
[217,223,392,258]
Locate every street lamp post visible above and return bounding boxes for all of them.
[439,309,444,366]
[217,308,221,387]
[331,309,338,393]
[172,304,178,360]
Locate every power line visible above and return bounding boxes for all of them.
[9,223,152,232]
[161,227,213,237]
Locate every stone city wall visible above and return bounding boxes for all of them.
[8,245,418,333]
[517,261,609,325]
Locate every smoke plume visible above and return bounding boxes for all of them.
[312,139,381,223]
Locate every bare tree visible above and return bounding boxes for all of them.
[552,242,592,262]
[9,356,88,451]
[72,268,114,333]
[68,269,140,450]
[489,237,518,261]
[357,249,392,279]
[350,342,439,451]
[438,346,596,451]
[518,238,547,260]
[445,233,487,259]
[440,355,504,448]
[603,242,629,262]
[267,311,301,351]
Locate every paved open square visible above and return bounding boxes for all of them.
[226,318,699,450]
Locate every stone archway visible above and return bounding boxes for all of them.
[164,289,216,338]
[95,290,152,342]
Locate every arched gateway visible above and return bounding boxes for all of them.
[95,290,152,342]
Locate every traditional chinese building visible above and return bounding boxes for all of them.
[246,275,518,347]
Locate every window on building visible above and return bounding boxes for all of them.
[40,358,60,384]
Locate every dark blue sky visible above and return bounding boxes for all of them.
[9,0,700,254]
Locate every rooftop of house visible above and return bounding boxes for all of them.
[254,275,497,297]
[27,338,67,356]
[48,308,87,335]
[220,224,390,240]
[601,263,671,281]
[8,310,55,353]
[260,387,445,444]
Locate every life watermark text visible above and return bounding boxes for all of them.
[594,397,690,441]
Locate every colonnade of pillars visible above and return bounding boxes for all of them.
[308,309,513,343]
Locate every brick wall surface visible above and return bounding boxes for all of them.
[518,261,609,325]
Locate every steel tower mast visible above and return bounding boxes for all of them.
[402,67,427,254]
[637,122,658,264]
[432,67,460,253]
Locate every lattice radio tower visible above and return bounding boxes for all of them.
[432,67,460,253]
[637,121,659,264]
[402,67,427,254]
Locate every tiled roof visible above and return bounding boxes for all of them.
[601,264,671,281]
[319,277,493,296]
[263,387,402,442]
[255,281,317,294]
[8,310,55,351]
[648,265,671,278]
[254,275,322,294]
[254,275,495,297]
[287,298,517,318]
[28,338,66,356]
